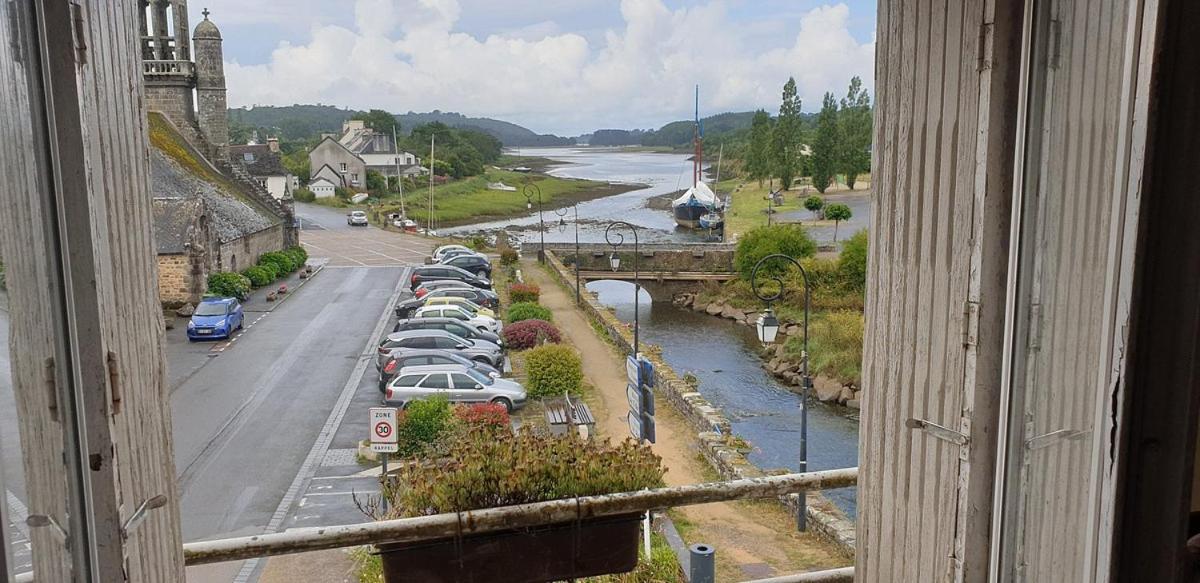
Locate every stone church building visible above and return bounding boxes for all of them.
[140,1,298,306]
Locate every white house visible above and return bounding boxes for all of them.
[230,139,295,200]
[309,176,336,199]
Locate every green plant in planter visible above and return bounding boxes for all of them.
[377,426,664,519]
[506,301,553,323]
[500,249,519,266]
[524,344,583,398]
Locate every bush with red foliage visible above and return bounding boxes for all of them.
[509,282,541,304]
[501,319,562,350]
[453,403,510,428]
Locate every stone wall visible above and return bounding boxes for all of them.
[544,251,857,557]
[157,253,194,307]
[546,243,735,273]
[144,84,195,132]
[217,224,285,273]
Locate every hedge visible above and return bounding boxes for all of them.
[501,319,561,350]
[506,302,553,324]
[242,266,273,288]
[206,272,250,299]
[258,251,297,274]
[523,344,583,398]
[396,396,452,457]
[509,283,540,304]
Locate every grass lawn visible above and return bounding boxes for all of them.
[375,169,633,228]
[722,179,803,240]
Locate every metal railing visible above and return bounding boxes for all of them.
[182,467,858,566]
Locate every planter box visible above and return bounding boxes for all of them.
[379,513,642,582]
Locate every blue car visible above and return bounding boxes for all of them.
[187,297,244,341]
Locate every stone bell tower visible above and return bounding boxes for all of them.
[140,0,195,127]
[193,8,229,161]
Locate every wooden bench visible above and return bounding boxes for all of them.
[544,394,596,438]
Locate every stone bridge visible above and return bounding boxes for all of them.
[544,243,736,300]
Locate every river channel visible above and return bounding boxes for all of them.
[587,281,860,517]
[445,147,715,244]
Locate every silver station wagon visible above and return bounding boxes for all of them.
[383,364,526,413]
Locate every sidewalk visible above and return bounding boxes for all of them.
[522,260,848,581]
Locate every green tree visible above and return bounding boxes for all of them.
[839,229,869,290]
[366,170,388,192]
[351,109,401,133]
[811,93,840,193]
[746,110,773,187]
[804,195,825,219]
[838,77,873,190]
[733,224,817,280]
[825,202,853,241]
[770,78,803,190]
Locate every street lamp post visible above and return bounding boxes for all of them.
[749,253,812,532]
[605,221,640,357]
[555,203,581,304]
[523,183,545,263]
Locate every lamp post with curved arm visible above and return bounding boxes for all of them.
[555,203,581,304]
[605,221,640,357]
[749,253,812,532]
[523,183,545,263]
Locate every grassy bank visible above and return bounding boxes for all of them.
[375,169,638,228]
[723,174,873,241]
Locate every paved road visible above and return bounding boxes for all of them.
[1,203,432,582]
[296,202,431,267]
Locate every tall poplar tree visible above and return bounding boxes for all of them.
[838,76,873,190]
[746,110,773,187]
[811,92,840,193]
[770,77,803,190]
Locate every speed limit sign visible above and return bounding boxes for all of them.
[369,407,398,453]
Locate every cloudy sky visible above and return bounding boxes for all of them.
[187,0,875,136]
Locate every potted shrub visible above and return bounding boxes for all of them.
[368,426,663,582]
[506,301,553,323]
[500,319,561,350]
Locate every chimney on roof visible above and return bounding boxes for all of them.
[267,137,279,153]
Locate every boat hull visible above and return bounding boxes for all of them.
[673,202,708,228]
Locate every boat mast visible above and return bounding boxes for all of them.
[693,85,703,187]
[428,133,435,234]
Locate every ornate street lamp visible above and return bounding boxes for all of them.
[749,253,812,532]
[605,221,640,356]
[523,183,545,263]
[555,204,581,304]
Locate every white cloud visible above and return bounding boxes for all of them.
[222,0,874,135]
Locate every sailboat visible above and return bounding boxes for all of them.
[672,86,723,228]
[698,144,725,230]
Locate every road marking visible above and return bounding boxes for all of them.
[231,267,409,583]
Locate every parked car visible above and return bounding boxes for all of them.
[396,288,500,319]
[413,279,499,301]
[422,296,495,318]
[412,304,501,335]
[378,349,500,391]
[392,317,503,346]
[186,297,244,341]
[437,248,485,262]
[384,364,526,412]
[376,329,503,369]
[347,210,368,227]
[409,265,491,291]
[438,253,492,278]
[431,244,472,262]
